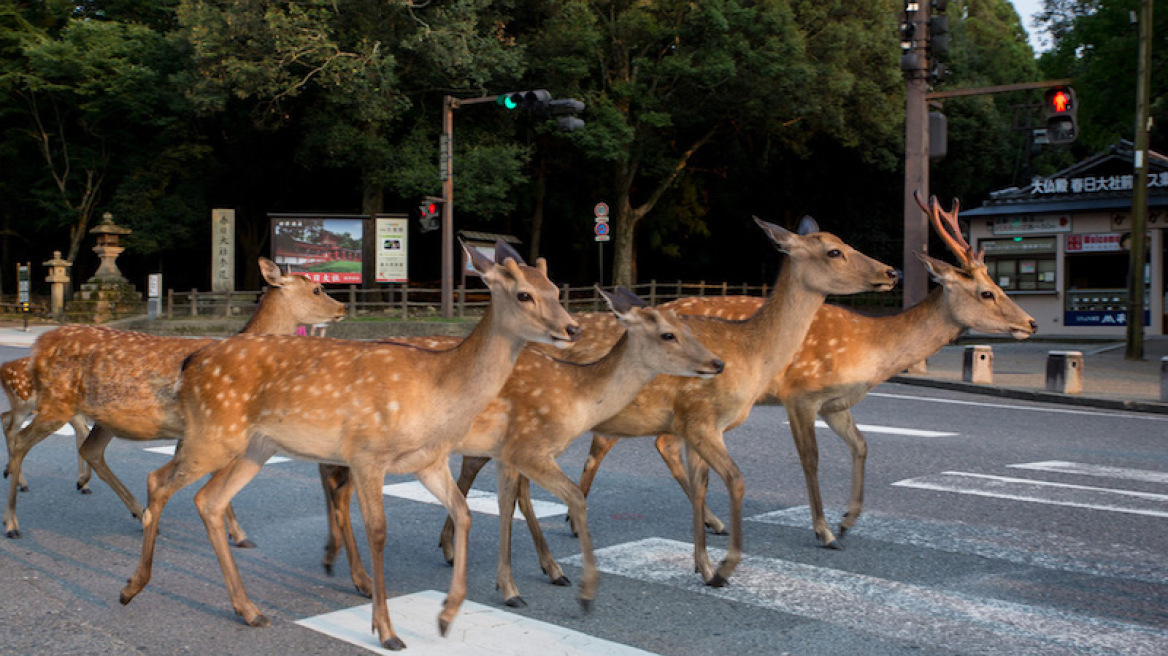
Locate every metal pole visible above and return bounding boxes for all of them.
[598,242,604,288]
[441,95,455,318]
[1126,0,1152,360]
[902,0,931,313]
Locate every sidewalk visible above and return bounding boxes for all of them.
[1,323,1166,414]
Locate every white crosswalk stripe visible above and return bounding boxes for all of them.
[564,538,1168,656]
[789,420,958,437]
[1008,460,1168,485]
[382,480,567,519]
[142,444,291,464]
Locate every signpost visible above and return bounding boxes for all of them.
[594,202,609,287]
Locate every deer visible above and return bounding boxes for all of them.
[3,257,346,540]
[316,286,725,608]
[442,217,895,588]
[1,357,91,493]
[565,193,1038,554]
[118,243,580,651]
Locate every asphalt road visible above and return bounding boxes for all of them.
[1,342,1166,655]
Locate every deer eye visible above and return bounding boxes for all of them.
[827,249,842,258]
[980,291,994,300]
[313,287,323,295]
[517,292,533,303]
[661,332,676,342]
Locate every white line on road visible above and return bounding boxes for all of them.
[297,589,657,655]
[1008,460,1168,485]
[748,506,1167,585]
[870,390,1168,421]
[142,444,291,464]
[382,481,567,519]
[787,420,958,437]
[892,471,1168,518]
[564,538,1167,656]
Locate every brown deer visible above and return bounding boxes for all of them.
[569,193,1037,553]
[514,217,895,587]
[318,287,725,608]
[3,257,345,540]
[1,357,91,493]
[118,243,580,651]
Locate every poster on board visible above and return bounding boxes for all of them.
[375,216,409,283]
[270,215,364,284]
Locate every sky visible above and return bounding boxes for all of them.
[1009,0,1050,52]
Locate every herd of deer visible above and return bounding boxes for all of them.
[1,196,1036,651]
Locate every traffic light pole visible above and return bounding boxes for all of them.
[902,1,931,321]
[1126,0,1153,360]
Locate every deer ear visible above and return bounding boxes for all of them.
[796,215,820,235]
[493,241,526,267]
[598,286,643,325]
[464,241,495,278]
[259,257,285,287]
[754,216,796,253]
[916,252,957,283]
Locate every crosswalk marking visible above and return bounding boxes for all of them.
[142,444,291,464]
[748,506,1166,585]
[382,481,567,519]
[790,420,958,438]
[891,471,1168,518]
[1008,460,1168,485]
[296,589,657,655]
[565,538,1168,656]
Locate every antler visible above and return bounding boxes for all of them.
[913,189,983,266]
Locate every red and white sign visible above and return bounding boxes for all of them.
[1065,233,1125,253]
[594,221,610,242]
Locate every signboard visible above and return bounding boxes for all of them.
[979,236,1057,255]
[17,264,29,305]
[990,215,1071,235]
[211,208,235,292]
[375,216,409,283]
[594,221,610,242]
[1064,310,1149,327]
[1065,232,1133,253]
[270,215,364,284]
[1031,172,1168,195]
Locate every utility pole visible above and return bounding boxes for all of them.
[901,0,931,313]
[1126,0,1153,360]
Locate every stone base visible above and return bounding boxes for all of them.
[66,280,146,323]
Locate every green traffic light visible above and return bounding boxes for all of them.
[498,94,519,110]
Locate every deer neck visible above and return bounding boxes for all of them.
[744,262,827,381]
[239,288,298,335]
[438,304,527,401]
[874,287,964,378]
[569,332,662,412]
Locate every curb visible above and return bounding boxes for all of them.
[889,374,1168,415]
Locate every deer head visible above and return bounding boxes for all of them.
[256,257,347,326]
[466,241,580,348]
[913,191,1037,339]
[599,287,725,378]
[753,217,899,296]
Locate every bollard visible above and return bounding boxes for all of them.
[1046,351,1084,395]
[1161,357,1168,403]
[962,345,993,384]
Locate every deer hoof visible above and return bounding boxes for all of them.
[706,524,728,536]
[79,486,92,494]
[579,597,593,613]
[706,573,728,588]
[246,614,270,628]
[504,596,528,608]
[5,528,20,539]
[824,539,843,550]
[438,618,451,637]
[322,563,334,576]
[384,636,407,651]
[551,575,571,587]
[235,539,257,549]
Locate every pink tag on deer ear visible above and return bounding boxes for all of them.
[296,326,307,336]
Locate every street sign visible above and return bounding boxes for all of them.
[594,221,610,242]
[594,202,609,219]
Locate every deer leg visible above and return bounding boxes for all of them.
[192,447,272,627]
[318,464,373,596]
[820,409,868,537]
[5,416,66,538]
[77,424,144,519]
[656,434,726,535]
[787,402,838,548]
[2,410,30,492]
[516,474,569,587]
[69,417,93,493]
[223,502,255,549]
[569,434,619,535]
[413,459,471,642]
[440,455,489,565]
[494,463,525,606]
[682,430,743,587]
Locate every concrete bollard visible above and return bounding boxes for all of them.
[1046,351,1084,395]
[962,345,993,384]
[1161,357,1168,403]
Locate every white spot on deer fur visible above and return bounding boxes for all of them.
[212,366,222,377]
[388,401,400,412]
[538,406,549,416]
[828,338,838,347]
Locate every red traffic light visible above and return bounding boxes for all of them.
[426,202,437,215]
[1044,87,1075,115]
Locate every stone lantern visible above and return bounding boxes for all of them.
[89,211,132,283]
[67,212,145,323]
[42,251,71,319]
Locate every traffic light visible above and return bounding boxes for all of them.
[496,89,586,132]
[418,197,442,233]
[1043,86,1078,145]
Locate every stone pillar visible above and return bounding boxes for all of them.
[1045,351,1084,395]
[89,212,131,283]
[962,345,993,384]
[42,251,72,319]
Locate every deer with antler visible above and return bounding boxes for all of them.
[556,193,1037,556]
[3,258,346,540]
[316,286,725,608]
[433,218,896,588]
[118,243,580,651]
[1,358,91,494]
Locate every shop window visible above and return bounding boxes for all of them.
[985,256,1056,291]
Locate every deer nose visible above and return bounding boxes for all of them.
[1029,319,1038,332]
[565,323,582,341]
[710,359,725,374]
[885,268,899,280]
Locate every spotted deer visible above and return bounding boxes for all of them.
[118,243,580,651]
[318,287,725,608]
[1,357,91,493]
[569,193,1038,554]
[3,258,346,540]
[510,217,896,587]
